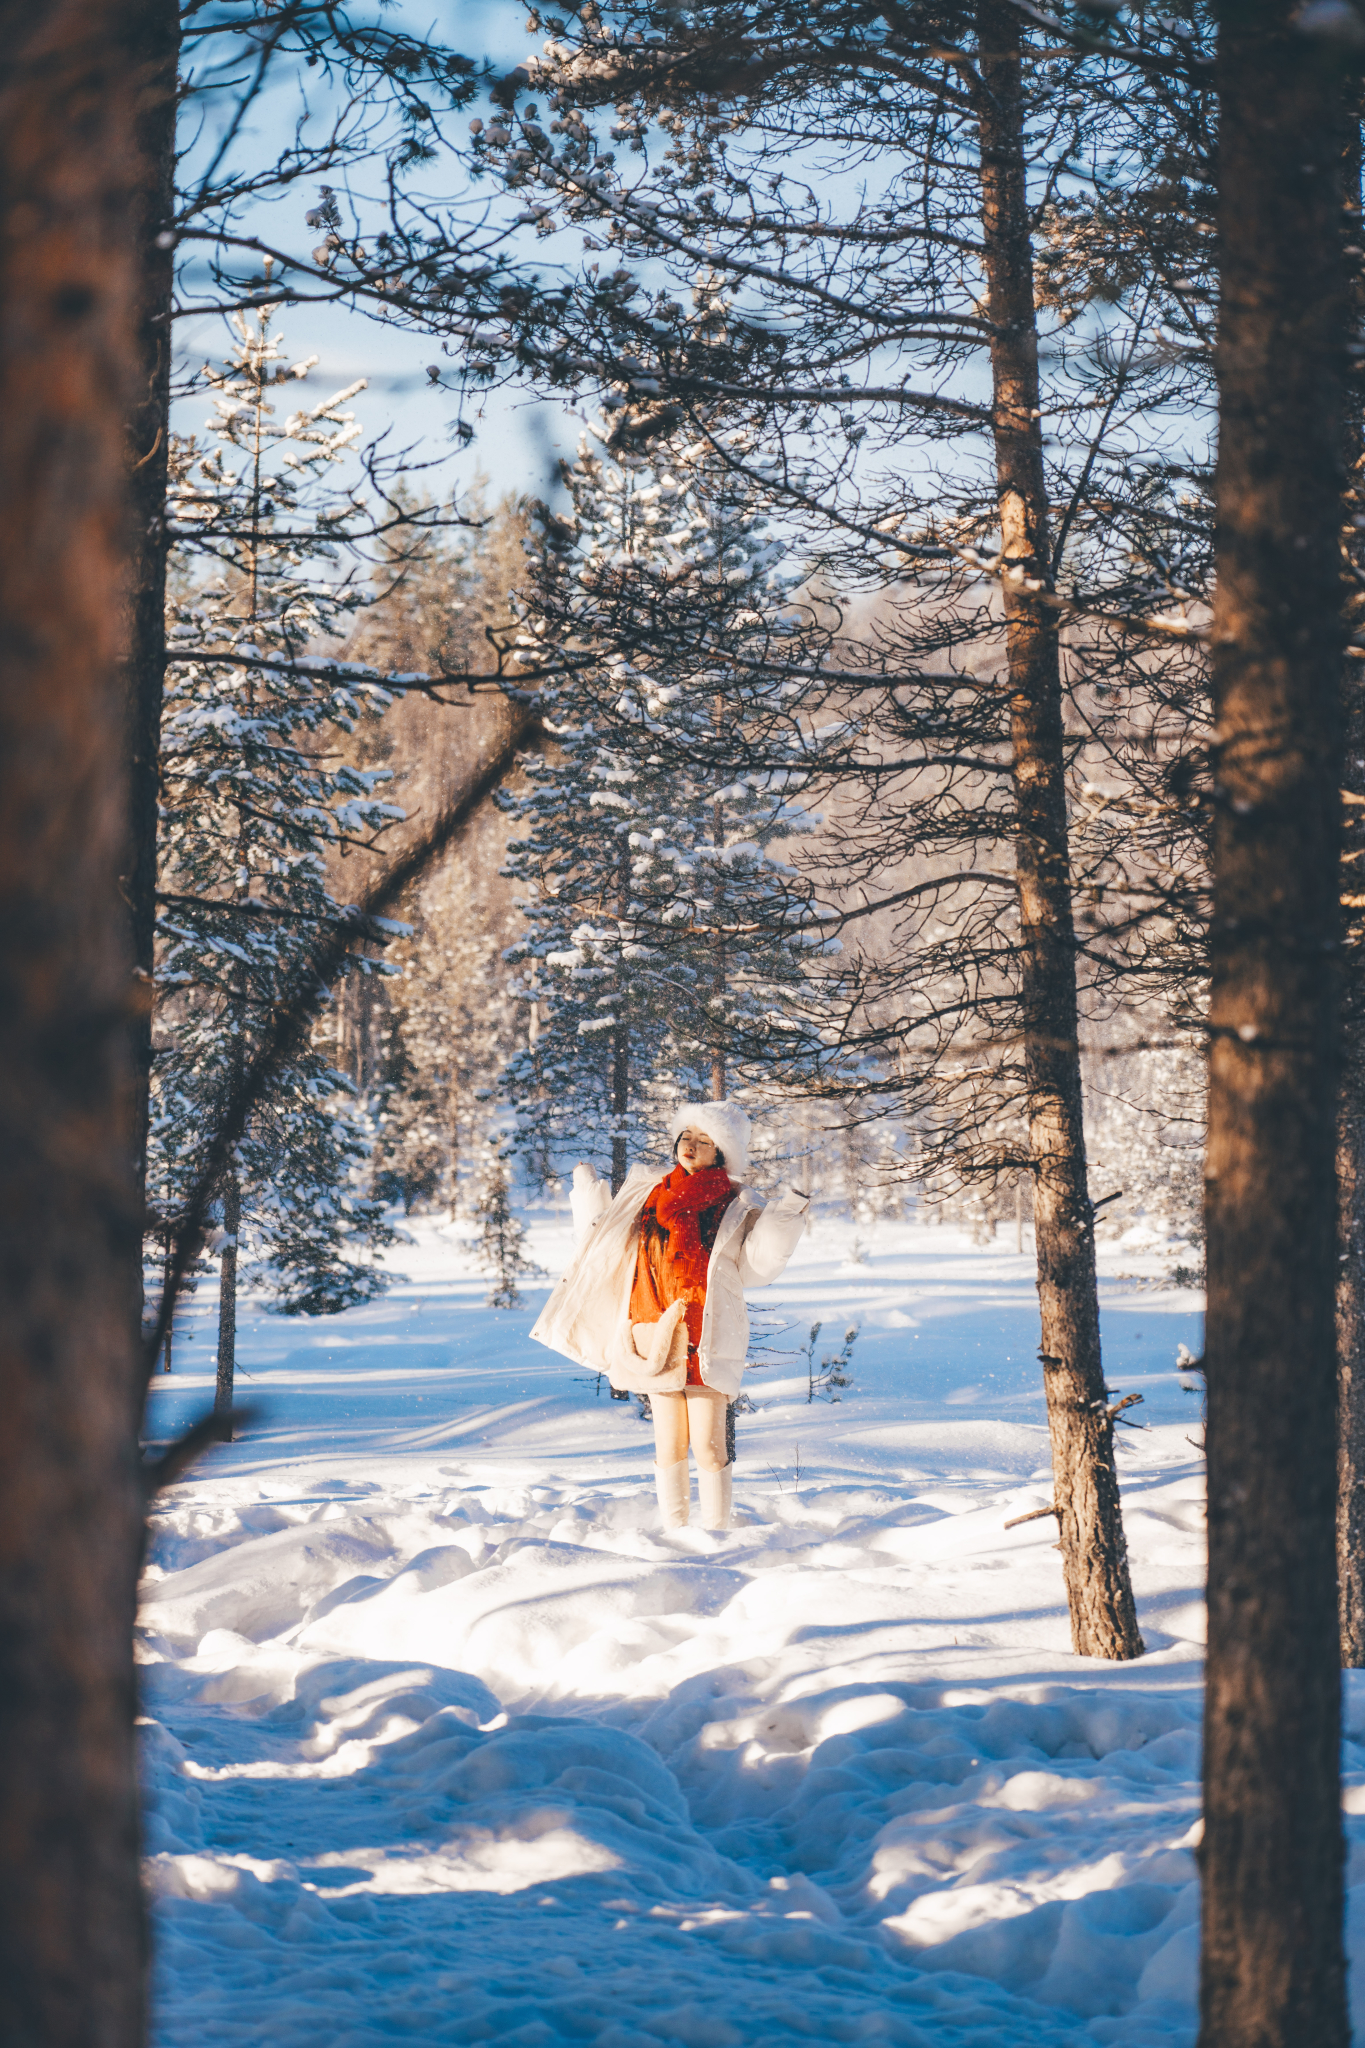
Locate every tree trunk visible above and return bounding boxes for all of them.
[609,1014,631,1390]
[1339,1068,1365,1661]
[610,1021,629,1195]
[1201,4,1349,2041]
[122,0,180,1256]
[611,834,631,1194]
[711,790,726,1100]
[976,0,1142,1660]
[0,2,147,2039]
[1338,107,1365,1669]
[214,1168,241,1436]
[161,1230,175,1374]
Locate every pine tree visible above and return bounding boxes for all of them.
[1199,5,1350,2034]
[499,416,832,1189]
[1082,1042,1204,1260]
[498,638,657,1191]
[470,1140,543,1307]
[124,6,497,1261]
[152,303,406,1422]
[460,0,1227,1660]
[329,491,536,1217]
[363,901,525,1215]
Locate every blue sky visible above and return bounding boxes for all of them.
[173,0,583,512]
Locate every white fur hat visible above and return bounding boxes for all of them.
[669,1100,752,1174]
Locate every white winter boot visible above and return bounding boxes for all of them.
[655,1459,691,1530]
[697,1462,733,1532]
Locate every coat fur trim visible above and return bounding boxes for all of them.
[631,1299,691,1379]
[668,1099,752,1175]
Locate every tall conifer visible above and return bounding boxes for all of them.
[152,307,405,1418]
[500,416,832,1187]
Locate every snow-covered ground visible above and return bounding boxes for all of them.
[136,1209,1365,2046]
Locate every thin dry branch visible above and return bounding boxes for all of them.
[1004,1502,1060,1528]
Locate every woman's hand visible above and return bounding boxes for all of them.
[569,1160,611,1245]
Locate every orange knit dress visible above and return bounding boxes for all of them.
[628,1164,735,1386]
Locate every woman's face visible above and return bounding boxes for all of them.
[675,1127,718,1174]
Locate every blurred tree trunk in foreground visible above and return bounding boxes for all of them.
[123,0,181,1251]
[0,2,147,2043]
[1337,682,1365,1667]
[1337,103,1365,1668]
[1201,2,1349,2041]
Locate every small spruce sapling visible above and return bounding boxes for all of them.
[800,1320,824,1404]
[470,1140,543,1308]
[805,1321,860,1403]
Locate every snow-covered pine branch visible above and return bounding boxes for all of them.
[151,308,411,1413]
[498,413,845,1189]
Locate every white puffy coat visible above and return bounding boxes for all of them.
[529,1162,810,1398]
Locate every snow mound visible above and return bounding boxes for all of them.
[133,1212,1364,2045]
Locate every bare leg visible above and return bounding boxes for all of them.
[685,1388,729,1471]
[687,1389,733,1530]
[651,1391,689,1467]
[651,1391,690,1528]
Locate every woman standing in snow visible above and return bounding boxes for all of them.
[529,1101,809,1532]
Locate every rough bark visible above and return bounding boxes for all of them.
[611,833,632,1195]
[711,790,726,1101]
[1339,107,1365,1669]
[123,0,180,1243]
[214,1169,241,1435]
[976,0,1142,1661]
[0,2,146,2040]
[1201,3,1349,2040]
[1339,1054,1365,1663]
[611,1024,630,1196]
[608,1016,631,1390]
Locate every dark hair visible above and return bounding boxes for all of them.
[673,1133,725,1170]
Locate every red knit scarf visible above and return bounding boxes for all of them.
[629,1163,735,1352]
